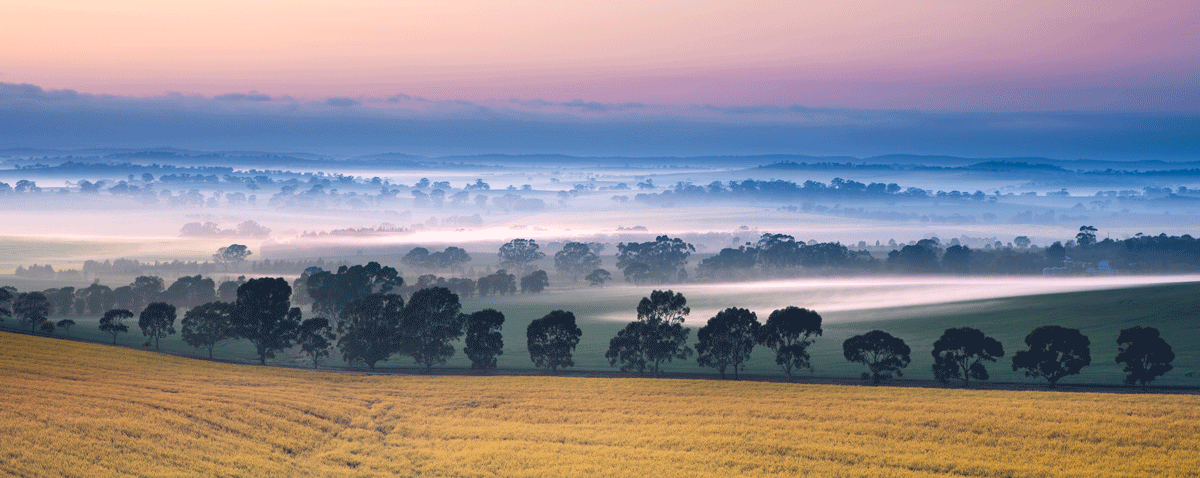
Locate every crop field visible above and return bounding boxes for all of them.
[2,331,1199,477]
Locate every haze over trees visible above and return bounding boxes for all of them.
[498,238,545,272]
[554,242,602,281]
[617,235,695,283]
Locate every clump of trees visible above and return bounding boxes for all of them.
[616,235,694,283]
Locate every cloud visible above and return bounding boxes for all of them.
[0,82,1196,159]
[214,92,273,102]
[324,97,360,107]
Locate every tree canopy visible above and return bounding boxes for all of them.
[138,302,177,351]
[607,290,693,374]
[307,262,403,318]
[232,277,300,365]
[402,286,465,370]
[297,317,335,369]
[696,307,760,379]
[1115,326,1174,388]
[757,306,823,379]
[13,292,50,333]
[616,235,695,283]
[498,238,545,271]
[843,330,911,384]
[527,310,582,372]
[930,327,1004,386]
[99,309,133,344]
[554,242,602,281]
[1011,325,1091,387]
[464,309,505,370]
[181,301,235,358]
[337,293,405,371]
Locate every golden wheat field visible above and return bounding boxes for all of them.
[1,331,1198,478]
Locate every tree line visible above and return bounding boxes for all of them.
[0,285,1179,388]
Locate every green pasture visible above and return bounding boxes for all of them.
[6,281,1198,387]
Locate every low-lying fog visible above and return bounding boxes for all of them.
[502,275,1200,324]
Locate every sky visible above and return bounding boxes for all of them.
[1,1,1197,158]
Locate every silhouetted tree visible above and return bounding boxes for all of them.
[338,293,405,371]
[498,238,546,271]
[138,302,177,351]
[930,327,1004,386]
[232,277,300,365]
[520,270,549,294]
[1011,325,1091,388]
[99,309,133,344]
[464,309,505,370]
[1115,326,1174,389]
[1013,236,1032,249]
[527,310,582,372]
[586,268,611,287]
[555,242,602,281]
[607,290,694,374]
[297,317,335,369]
[1076,225,1098,247]
[181,301,236,358]
[757,306,823,379]
[843,330,911,384]
[402,286,465,370]
[696,307,760,379]
[477,270,517,296]
[215,244,252,271]
[55,319,76,335]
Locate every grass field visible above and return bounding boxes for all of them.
[19,280,1200,387]
[2,331,1198,477]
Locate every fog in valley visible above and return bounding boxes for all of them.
[2,148,1199,319]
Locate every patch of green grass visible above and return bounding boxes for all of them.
[15,282,1200,387]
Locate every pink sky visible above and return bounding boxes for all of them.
[2,1,1197,110]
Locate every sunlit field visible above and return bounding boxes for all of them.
[2,332,1197,477]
